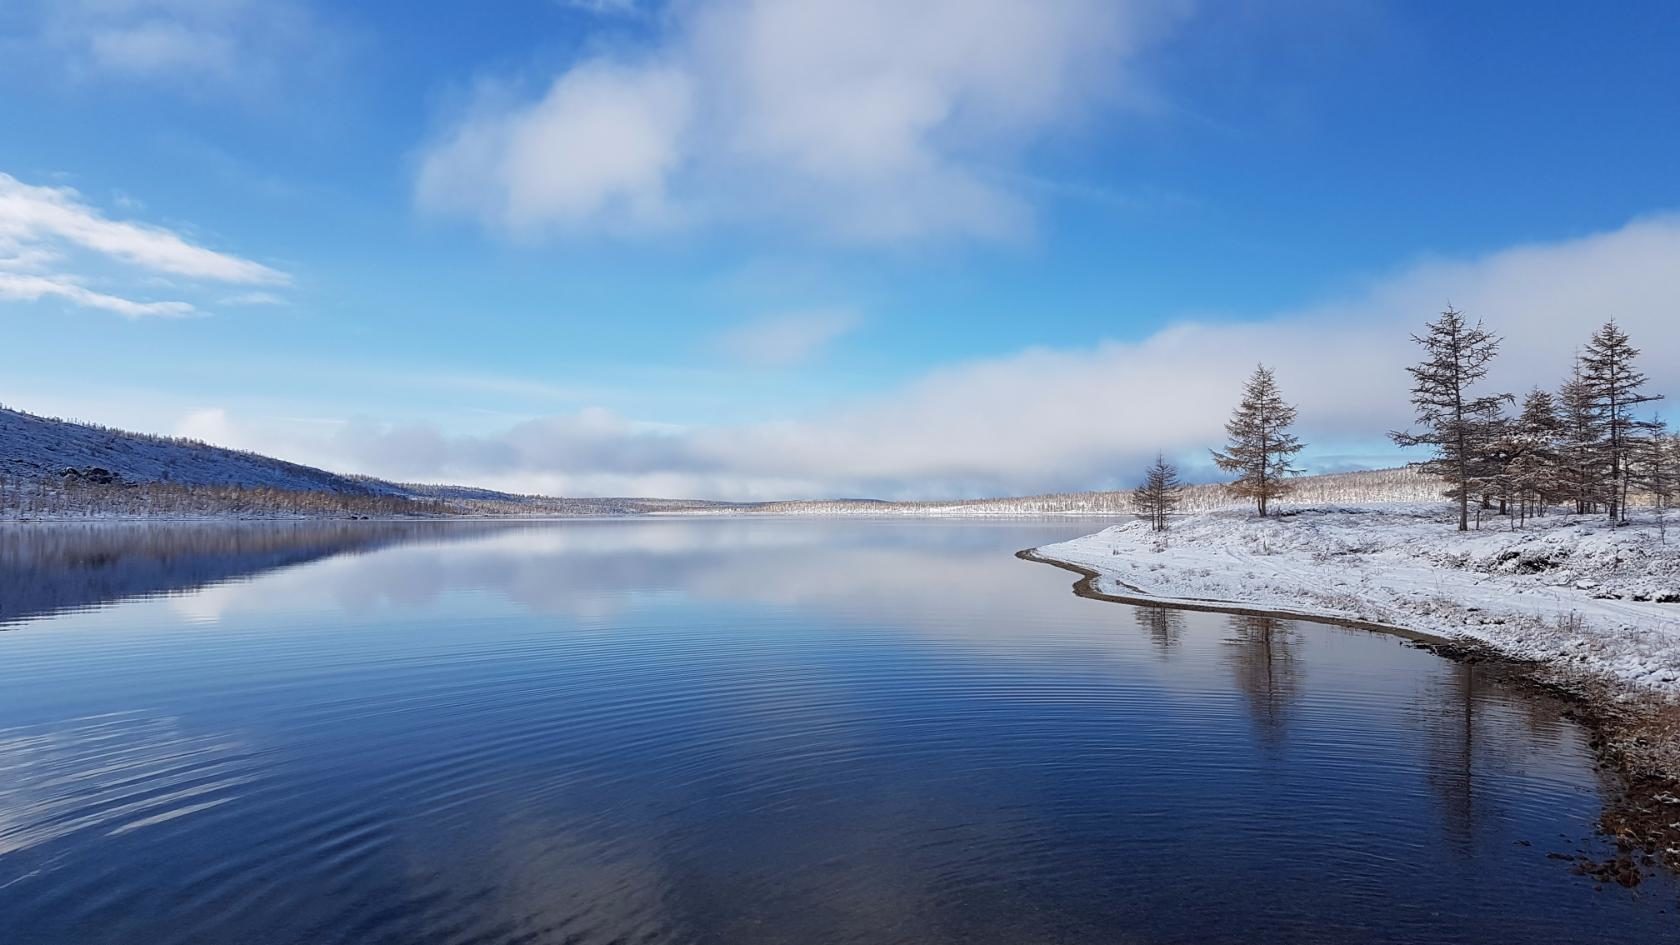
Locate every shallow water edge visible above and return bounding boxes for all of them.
[1021,542,1680,888]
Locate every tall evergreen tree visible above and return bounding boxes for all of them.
[1131,453,1183,532]
[1475,399,1522,525]
[1508,388,1562,523]
[1211,364,1304,517]
[1580,320,1664,522]
[1635,420,1675,511]
[1636,424,1679,544]
[1557,360,1606,515]
[1391,307,1510,531]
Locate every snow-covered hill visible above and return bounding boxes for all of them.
[1,403,1449,519]
[0,405,402,496]
[0,406,752,518]
[708,467,1446,516]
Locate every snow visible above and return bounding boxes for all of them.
[1034,504,1680,694]
[0,405,401,496]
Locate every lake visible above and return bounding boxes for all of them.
[0,519,1674,944]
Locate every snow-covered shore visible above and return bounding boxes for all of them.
[1033,505,1680,695]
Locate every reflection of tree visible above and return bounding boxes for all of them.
[1223,615,1300,744]
[1133,605,1185,655]
[1413,661,1550,856]
[1411,656,1628,864]
[1424,662,1481,852]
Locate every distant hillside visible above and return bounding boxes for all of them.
[696,467,1446,516]
[0,405,402,496]
[0,403,1444,520]
[0,405,739,518]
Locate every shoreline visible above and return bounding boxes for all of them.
[1022,535,1680,887]
[1015,547,1456,648]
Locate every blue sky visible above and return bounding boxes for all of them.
[1,1,1677,499]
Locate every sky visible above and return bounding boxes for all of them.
[1,0,1677,500]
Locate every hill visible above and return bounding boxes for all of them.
[0,404,687,518]
[706,467,1445,516]
[0,404,402,496]
[0,404,1444,519]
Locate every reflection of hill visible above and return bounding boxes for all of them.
[0,523,500,627]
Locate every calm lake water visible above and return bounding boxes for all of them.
[0,519,1674,944]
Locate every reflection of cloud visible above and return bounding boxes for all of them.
[0,712,254,856]
[167,582,241,625]
[6,519,1635,941]
[125,520,1149,664]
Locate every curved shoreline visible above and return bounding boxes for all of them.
[1020,542,1680,887]
[1016,547,1458,649]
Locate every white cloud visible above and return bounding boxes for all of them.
[558,0,642,15]
[418,0,1189,244]
[0,272,195,319]
[417,63,693,235]
[0,173,288,285]
[717,309,860,366]
[221,291,286,306]
[182,214,1680,500]
[0,171,288,318]
[18,0,338,97]
[86,19,238,77]
[174,406,237,445]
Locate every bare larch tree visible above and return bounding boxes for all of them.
[1580,320,1663,522]
[1132,452,1183,532]
[1211,364,1304,517]
[1391,307,1510,531]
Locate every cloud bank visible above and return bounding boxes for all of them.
[417,0,1189,243]
[206,214,1680,500]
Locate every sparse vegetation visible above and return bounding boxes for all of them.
[1130,453,1182,532]
[1210,364,1305,517]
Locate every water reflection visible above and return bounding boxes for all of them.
[1223,614,1301,744]
[0,520,1672,944]
[1134,604,1185,655]
[1412,661,1589,860]
[0,521,503,627]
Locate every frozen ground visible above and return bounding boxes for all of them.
[0,404,402,496]
[1035,505,1680,695]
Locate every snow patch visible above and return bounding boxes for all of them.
[1035,504,1680,694]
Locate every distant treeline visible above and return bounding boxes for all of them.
[0,474,746,520]
[0,476,454,520]
[698,467,1446,517]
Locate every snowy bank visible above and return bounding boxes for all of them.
[1032,505,1680,695]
